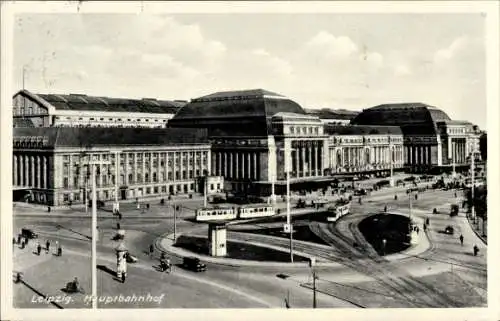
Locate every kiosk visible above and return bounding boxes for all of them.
[208,223,227,257]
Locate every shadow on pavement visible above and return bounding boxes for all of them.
[13,277,64,309]
[97,264,116,277]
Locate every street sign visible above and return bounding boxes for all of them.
[283,223,291,233]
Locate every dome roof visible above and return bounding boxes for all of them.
[350,103,451,136]
[169,89,307,137]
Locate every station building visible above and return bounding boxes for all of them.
[12,89,185,129]
[12,127,213,206]
[350,103,483,172]
[168,89,331,195]
[325,125,405,176]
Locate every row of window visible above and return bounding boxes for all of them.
[63,152,208,162]
[289,126,320,135]
[62,183,197,202]
[55,116,169,123]
[63,169,206,188]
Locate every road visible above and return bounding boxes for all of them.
[12,178,486,308]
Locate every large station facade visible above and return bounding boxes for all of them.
[12,88,483,204]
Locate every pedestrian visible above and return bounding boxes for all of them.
[58,246,62,257]
[46,240,50,253]
[20,239,25,249]
[137,203,140,210]
[17,234,21,244]
[160,252,166,261]
[147,203,150,210]
[36,242,41,256]
[473,245,479,256]
[426,218,430,225]
[415,194,418,200]
[121,273,126,283]
[384,205,387,213]
[13,237,16,245]
[358,197,362,204]
[117,222,121,230]
[459,234,464,246]
[47,206,51,213]
[149,244,154,257]
[454,192,457,198]
[394,195,398,200]
[423,224,427,232]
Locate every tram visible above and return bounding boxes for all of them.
[326,201,351,222]
[195,204,275,222]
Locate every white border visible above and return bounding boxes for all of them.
[1,1,499,321]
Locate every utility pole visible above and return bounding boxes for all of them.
[313,270,317,308]
[86,155,110,310]
[471,152,476,223]
[114,151,120,214]
[173,202,177,241]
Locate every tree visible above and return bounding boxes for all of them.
[463,186,487,235]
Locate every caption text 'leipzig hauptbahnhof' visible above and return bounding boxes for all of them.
[12,88,485,206]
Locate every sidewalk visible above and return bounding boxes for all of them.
[467,214,487,245]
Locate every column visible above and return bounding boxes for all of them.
[142,152,146,184]
[44,156,49,189]
[229,152,233,179]
[308,145,312,177]
[19,155,23,186]
[316,144,321,176]
[13,155,18,186]
[295,144,300,178]
[253,152,258,180]
[301,146,306,177]
[235,152,239,179]
[30,156,35,187]
[247,153,251,180]
[409,146,413,166]
[37,156,41,188]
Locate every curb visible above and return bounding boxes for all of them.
[466,215,487,245]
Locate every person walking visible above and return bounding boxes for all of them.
[149,244,154,258]
[46,240,50,254]
[459,234,464,246]
[36,242,41,256]
[473,245,479,256]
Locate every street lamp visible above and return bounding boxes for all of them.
[113,151,120,214]
[83,154,111,309]
[279,144,296,263]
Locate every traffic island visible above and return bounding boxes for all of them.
[358,213,413,256]
[174,235,309,262]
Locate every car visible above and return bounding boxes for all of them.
[444,226,454,235]
[353,189,367,196]
[125,252,138,263]
[21,228,38,239]
[182,256,207,272]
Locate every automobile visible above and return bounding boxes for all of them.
[182,256,207,272]
[353,188,367,196]
[450,204,459,217]
[125,252,138,263]
[21,228,38,239]
[444,225,454,235]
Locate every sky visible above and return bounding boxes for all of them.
[12,13,486,128]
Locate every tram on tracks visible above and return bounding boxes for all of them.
[326,201,351,222]
[195,204,275,222]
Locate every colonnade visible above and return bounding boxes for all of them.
[13,154,49,189]
[213,150,260,180]
[290,141,323,178]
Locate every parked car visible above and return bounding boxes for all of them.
[444,225,454,235]
[21,228,38,239]
[125,252,138,263]
[182,257,207,272]
[353,188,367,196]
[450,204,459,217]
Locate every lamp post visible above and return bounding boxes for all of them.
[389,143,395,187]
[113,151,120,214]
[280,144,296,263]
[83,154,110,309]
[451,141,456,177]
[470,152,476,222]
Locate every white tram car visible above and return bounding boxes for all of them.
[238,204,275,219]
[195,204,275,222]
[195,207,236,222]
[326,202,351,222]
